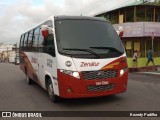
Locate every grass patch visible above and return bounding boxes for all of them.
[127,57,160,68]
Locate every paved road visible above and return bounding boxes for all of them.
[0,63,160,119]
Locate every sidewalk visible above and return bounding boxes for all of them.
[139,71,160,75]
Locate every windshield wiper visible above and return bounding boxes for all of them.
[90,46,123,54]
[62,48,101,58]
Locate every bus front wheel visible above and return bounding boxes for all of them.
[47,79,59,103]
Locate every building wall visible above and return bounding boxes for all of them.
[103,5,160,24]
[122,37,160,58]
[0,45,13,53]
[113,22,160,58]
[96,5,160,67]
[122,37,160,67]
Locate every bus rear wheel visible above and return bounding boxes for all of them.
[47,79,59,103]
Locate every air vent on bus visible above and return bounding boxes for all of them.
[81,70,117,80]
[87,84,115,92]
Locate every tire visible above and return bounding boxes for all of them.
[47,78,59,103]
[26,71,32,85]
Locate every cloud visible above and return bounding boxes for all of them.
[0,0,95,44]
[0,0,134,45]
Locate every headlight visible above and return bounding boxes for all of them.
[120,67,128,76]
[60,69,80,79]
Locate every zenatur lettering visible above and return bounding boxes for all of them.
[80,62,99,67]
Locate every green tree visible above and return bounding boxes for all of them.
[155,0,160,5]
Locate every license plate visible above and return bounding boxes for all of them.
[96,81,109,86]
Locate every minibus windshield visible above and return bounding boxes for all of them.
[55,19,124,58]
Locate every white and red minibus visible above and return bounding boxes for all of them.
[19,16,128,102]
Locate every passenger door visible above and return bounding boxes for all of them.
[38,21,57,90]
[38,33,57,89]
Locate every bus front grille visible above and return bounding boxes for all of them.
[81,70,117,80]
[87,84,115,92]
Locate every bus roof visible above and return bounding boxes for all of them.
[21,15,109,35]
[55,15,109,23]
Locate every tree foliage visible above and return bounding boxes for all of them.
[155,0,160,5]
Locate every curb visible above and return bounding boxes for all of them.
[137,72,160,78]
[129,65,160,72]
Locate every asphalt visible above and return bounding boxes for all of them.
[138,71,160,78]
[0,63,160,120]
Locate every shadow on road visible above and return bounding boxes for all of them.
[59,95,123,106]
[30,81,124,107]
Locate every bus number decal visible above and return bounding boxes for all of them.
[31,57,38,63]
[47,59,53,68]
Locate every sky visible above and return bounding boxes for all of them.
[0,0,142,45]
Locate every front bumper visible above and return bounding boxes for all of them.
[57,70,128,98]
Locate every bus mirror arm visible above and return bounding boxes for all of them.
[116,26,123,39]
[41,25,54,32]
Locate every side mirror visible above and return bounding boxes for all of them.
[116,26,123,39]
[119,31,123,38]
[41,25,49,38]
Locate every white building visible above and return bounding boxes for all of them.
[0,44,13,53]
[0,44,17,63]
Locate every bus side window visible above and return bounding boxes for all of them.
[28,30,34,51]
[43,20,55,56]
[24,33,29,51]
[38,21,54,55]
[20,35,24,51]
[43,34,55,57]
[33,27,40,52]
[38,25,44,52]
[22,34,25,50]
